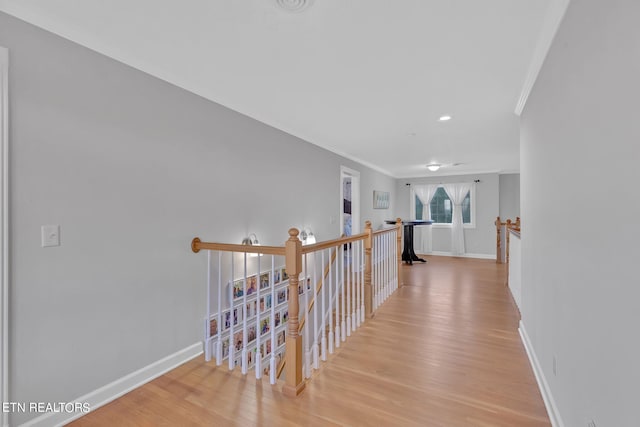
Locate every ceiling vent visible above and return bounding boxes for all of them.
[275,0,314,12]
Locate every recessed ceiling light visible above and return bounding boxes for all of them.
[427,164,441,172]
[275,0,314,12]
[438,115,452,121]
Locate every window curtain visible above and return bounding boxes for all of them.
[443,183,472,255]
[414,185,438,253]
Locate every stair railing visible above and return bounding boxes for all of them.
[495,216,521,263]
[190,218,402,397]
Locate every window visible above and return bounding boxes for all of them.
[414,186,473,226]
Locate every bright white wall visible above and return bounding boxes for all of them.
[395,173,498,256]
[520,1,640,426]
[499,173,520,220]
[0,12,395,425]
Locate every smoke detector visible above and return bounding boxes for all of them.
[275,0,314,12]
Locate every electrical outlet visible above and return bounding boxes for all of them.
[552,355,557,376]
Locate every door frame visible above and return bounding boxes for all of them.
[1,46,9,426]
[339,166,360,235]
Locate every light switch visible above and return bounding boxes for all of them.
[41,225,60,247]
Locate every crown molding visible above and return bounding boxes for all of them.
[515,0,571,116]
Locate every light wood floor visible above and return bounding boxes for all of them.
[70,257,549,426]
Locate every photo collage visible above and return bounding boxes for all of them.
[207,266,294,373]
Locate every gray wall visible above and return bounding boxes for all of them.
[395,173,498,256]
[0,12,396,425]
[499,173,520,220]
[520,1,639,426]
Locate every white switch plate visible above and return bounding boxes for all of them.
[41,225,60,247]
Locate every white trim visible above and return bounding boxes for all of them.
[519,321,565,427]
[0,46,9,427]
[431,223,476,230]
[427,251,495,260]
[19,342,203,427]
[397,169,503,179]
[515,0,571,116]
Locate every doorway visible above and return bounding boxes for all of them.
[339,166,360,236]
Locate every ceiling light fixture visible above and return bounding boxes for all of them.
[438,115,452,121]
[427,164,441,172]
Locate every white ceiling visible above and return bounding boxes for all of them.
[0,0,551,177]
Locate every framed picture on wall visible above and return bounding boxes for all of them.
[373,190,390,209]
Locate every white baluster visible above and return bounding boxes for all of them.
[215,252,223,364]
[360,239,365,324]
[352,243,357,331]
[205,250,212,361]
[269,355,276,385]
[303,254,311,379]
[391,232,395,292]
[346,244,351,337]
[312,343,319,371]
[340,243,346,343]
[269,253,277,385]
[312,252,319,370]
[228,256,235,371]
[375,235,379,306]
[321,250,327,361]
[247,254,258,379]
[241,254,248,375]
[382,233,387,301]
[395,230,399,290]
[374,236,378,310]
[355,242,360,328]
[334,244,341,348]
[385,233,390,300]
[328,247,335,354]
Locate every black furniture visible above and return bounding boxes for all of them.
[385,220,433,265]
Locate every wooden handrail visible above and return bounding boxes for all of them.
[301,232,367,254]
[191,238,285,256]
[372,227,397,236]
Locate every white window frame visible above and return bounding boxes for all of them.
[411,184,476,229]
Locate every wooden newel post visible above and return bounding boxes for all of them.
[495,216,501,264]
[364,221,373,318]
[396,218,402,287]
[506,219,512,264]
[283,228,305,397]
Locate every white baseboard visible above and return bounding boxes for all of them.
[19,342,203,427]
[424,251,495,260]
[519,321,565,427]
